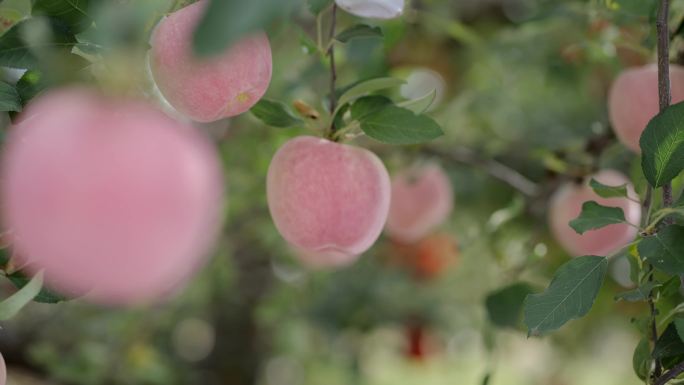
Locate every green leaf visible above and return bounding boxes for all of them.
[0,270,42,320]
[397,89,437,114]
[614,281,660,302]
[336,77,405,113]
[640,101,684,187]
[523,256,608,336]
[589,178,629,199]
[638,225,684,275]
[307,0,332,14]
[633,338,650,381]
[569,201,627,235]
[485,282,535,329]
[0,80,21,111]
[250,99,302,128]
[0,19,82,69]
[675,318,684,342]
[335,24,383,43]
[32,0,93,33]
[352,99,444,145]
[653,323,684,369]
[16,69,45,103]
[5,271,65,303]
[192,0,299,57]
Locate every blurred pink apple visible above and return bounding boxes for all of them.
[385,163,453,243]
[0,352,5,385]
[267,136,390,268]
[149,0,272,122]
[1,88,224,305]
[608,64,684,153]
[548,170,640,257]
[336,0,404,19]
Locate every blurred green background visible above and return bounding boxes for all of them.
[0,0,678,384]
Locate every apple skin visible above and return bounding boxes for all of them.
[385,163,453,243]
[149,0,272,122]
[0,352,5,385]
[608,64,684,153]
[335,0,404,19]
[267,136,391,267]
[1,87,224,305]
[548,170,640,257]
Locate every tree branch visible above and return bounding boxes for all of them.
[657,0,673,209]
[654,361,684,385]
[650,0,672,379]
[423,147,540,197]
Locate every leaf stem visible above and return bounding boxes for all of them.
[327,3,338,137]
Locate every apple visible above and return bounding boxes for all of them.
[149,0,272,122]
[385,163,453,243]
[267,136,390,267]
[1,87,224,305]
[548,169,640,257]
[389,233,459,280]
[608,64,684,153]
[335,0,404,19]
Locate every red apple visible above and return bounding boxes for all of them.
[267,136,390,268]
[548,170,640,257]
[385,163,453,243]
[149,0,272,122]
[608,64,684,153]
[1,87,224,305]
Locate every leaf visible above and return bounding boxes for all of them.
[640,100,684,188]
[523,256,608,336]
[675,318,684,342]
[307,0,333,14]
[0,80,21,111]
[335,24,383,43]
[614,281,660,302]
[5,271,65,303]
[16,69,45,104]
[653,323,684,369]
[0,19,81,69]
[0,270,42,320]
[336,77,405,113]
[32,0,93,33]
[633,338,650,381]
[397,89,437,114]
[638,225,684,275]
[485,282,535,329]
[589,178,629,199]
[569,201,627,235]
[192,0,299,57]
[250,99,302,128]
[352,99,444,145]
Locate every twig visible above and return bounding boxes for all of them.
[327,3,338,135]
[423,147,540,197]
[650,0,672,379]
[654,361,684,385]
[657,0,674,209]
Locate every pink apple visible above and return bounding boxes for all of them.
[385,163,453,243]
[0,352,5,385]
[336,0,404,19]
[267,136,391,268]
[548,169,640,257]
[149,0,272,122]
[1,87,224,305]
[608,64,684,153]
